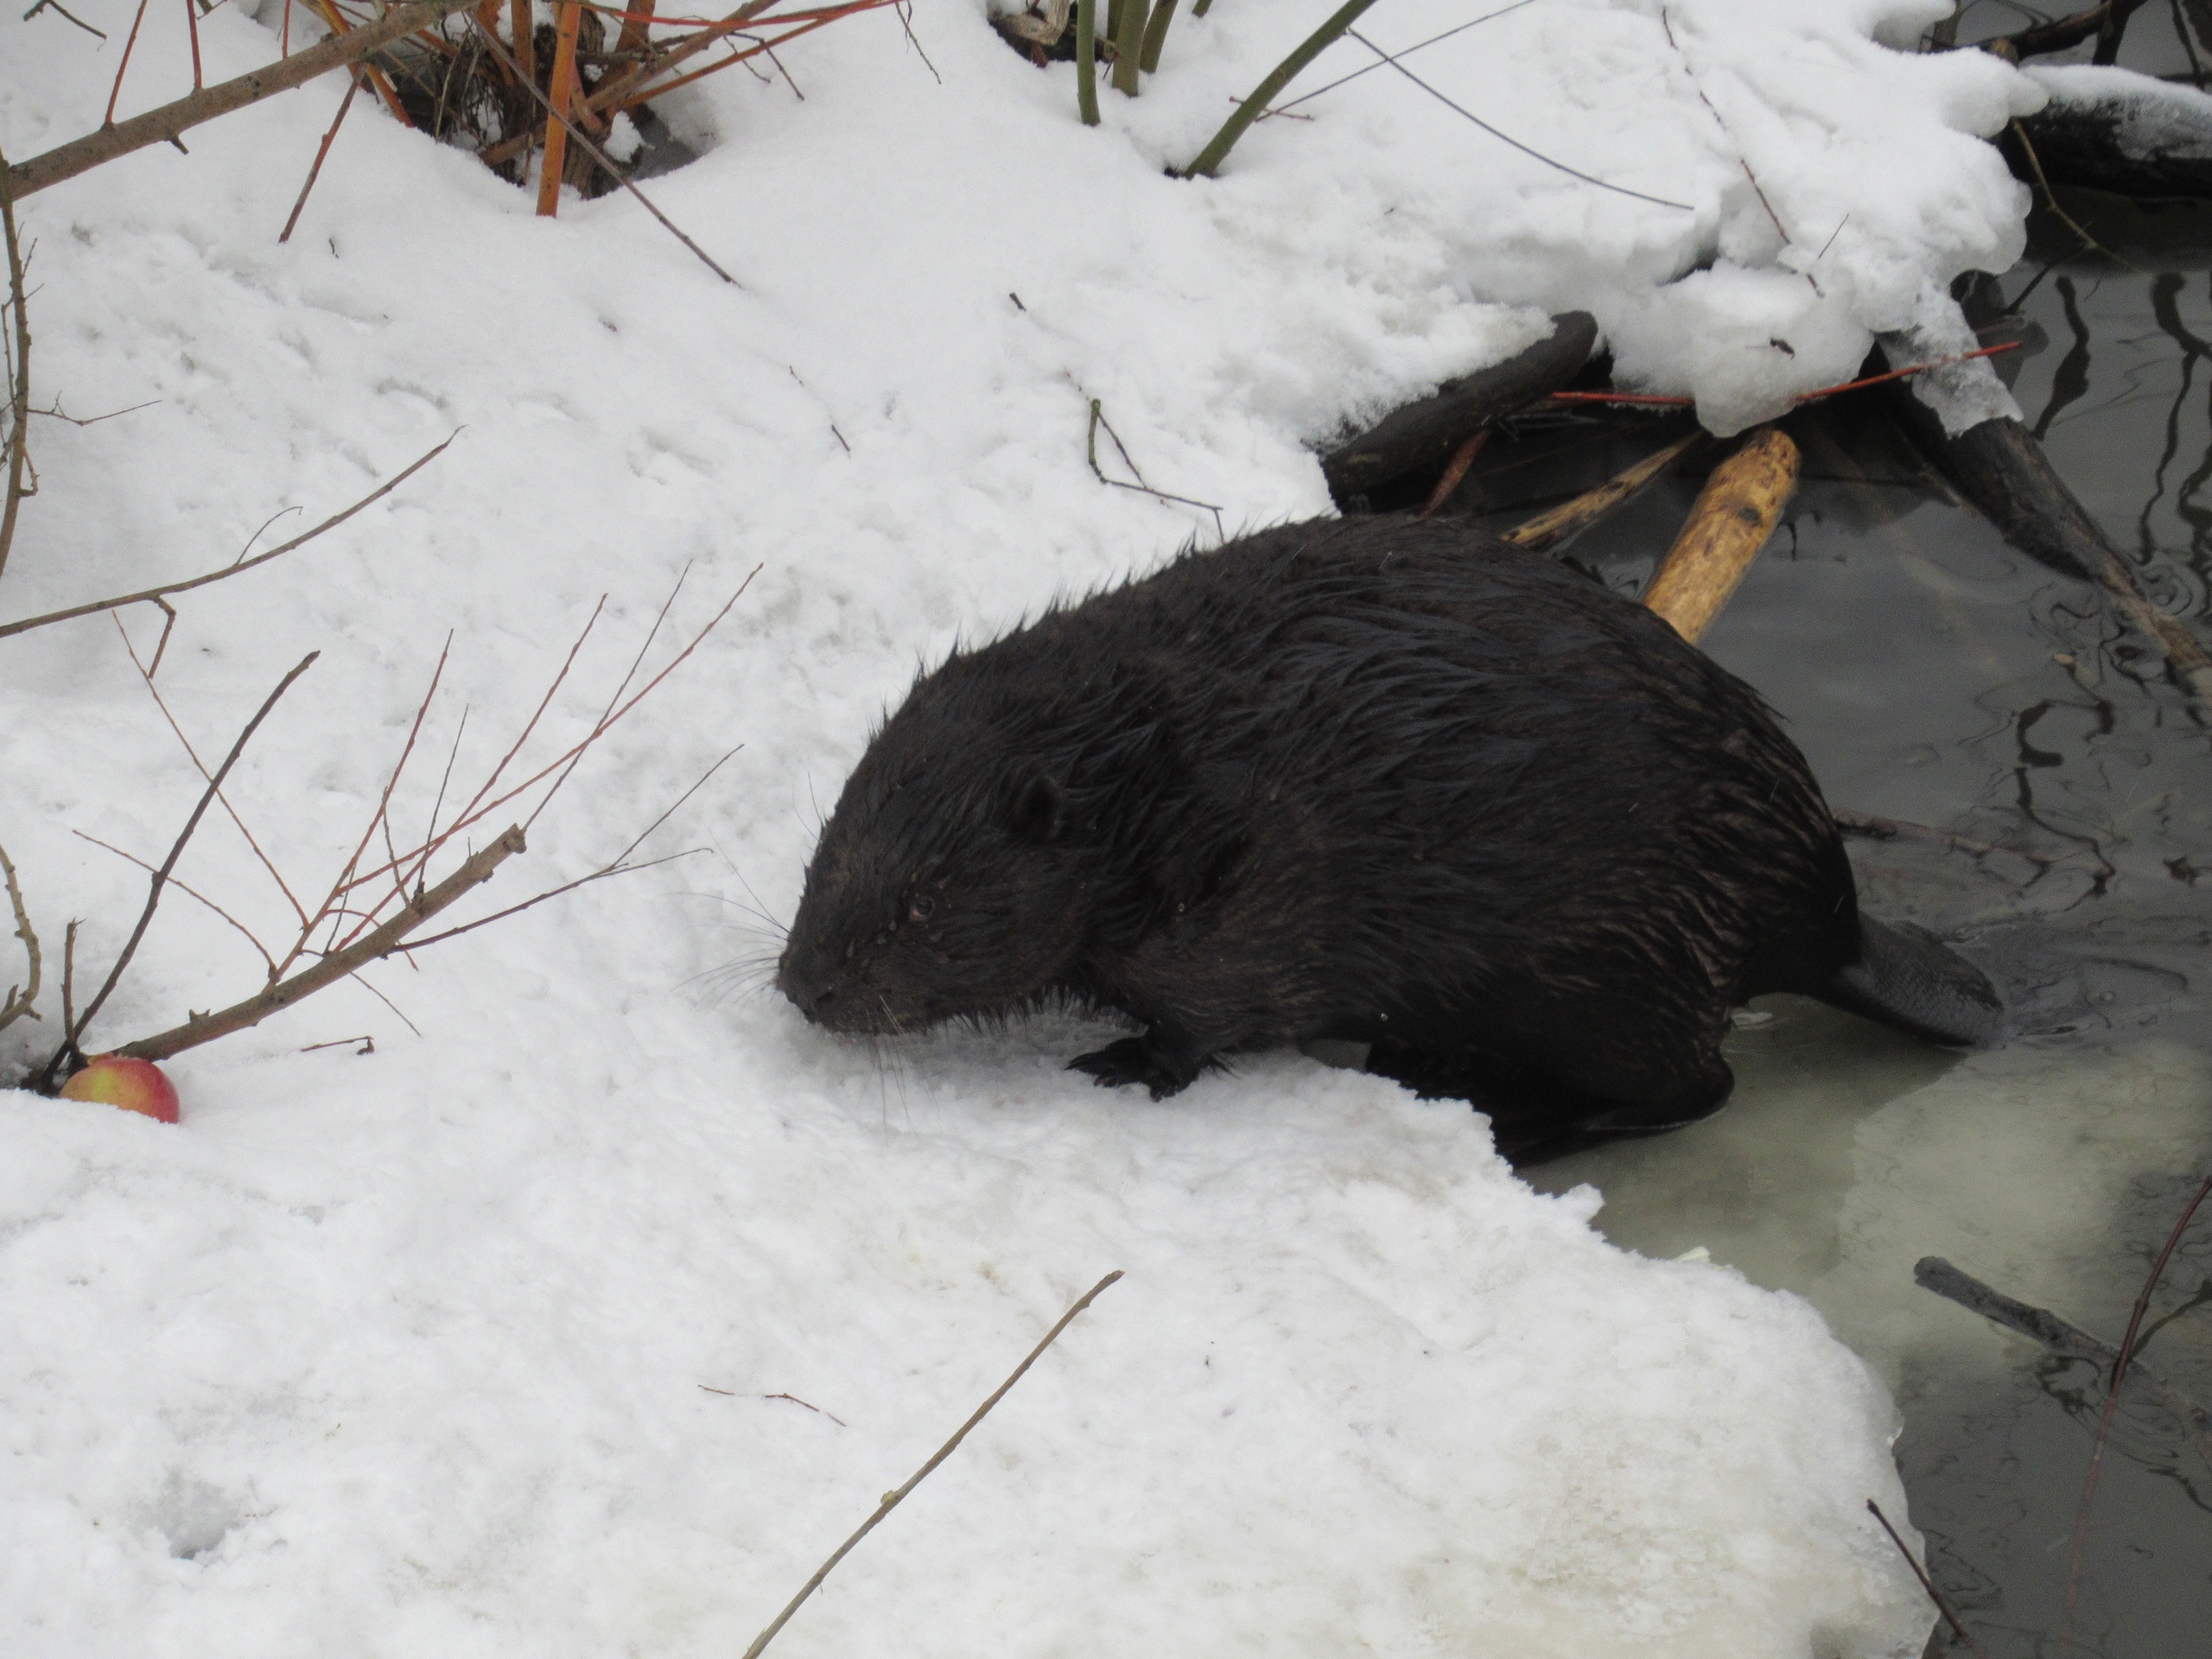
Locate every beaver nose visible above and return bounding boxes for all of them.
[778,956,841,1024]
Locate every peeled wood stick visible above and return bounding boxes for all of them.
[9,0,485,200]
[1640,427,1798,644]
[1501,431,1705,553]
[116,825,525,1062]
[741,1271,1124,1659]
[537,0,585,216]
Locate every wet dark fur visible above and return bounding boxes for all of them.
[778,515,2003,1160]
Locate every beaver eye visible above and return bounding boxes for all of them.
[908,894,935,923]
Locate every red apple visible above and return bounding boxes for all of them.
[60,1054,181,1123]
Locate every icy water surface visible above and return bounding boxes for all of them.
[1440,171,2212,1659]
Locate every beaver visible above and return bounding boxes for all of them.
[776,514,2004,1161]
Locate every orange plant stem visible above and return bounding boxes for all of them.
[614,0,655,56]
[511,0,537,84]
[537,0,583,215]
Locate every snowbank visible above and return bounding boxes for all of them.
[0,0,2040,1652]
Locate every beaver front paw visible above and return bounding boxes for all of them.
[1067,1036,1198,1100]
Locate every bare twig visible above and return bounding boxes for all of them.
[114,826,525,1062]
[0,839,41,1032]
[2059,1173,2212,1652]
[0,434,454,639]
[10,0,489,200]
[399,744,739,951]
[741,1270,1124,1659]
[1866,1499,1989,1658]
[0,142,32,588]
[1500,431,1703,552]
[23,0,110,37]
[467,17,740,285]
[38,652,318,1086]
[1337,25,1693,210]
[1082,397,1224,536]
[116,617,310,928]
[58,919,78,1066]
[72,828,278,982]
[1184,0,1383,177]
[279,69,364,245]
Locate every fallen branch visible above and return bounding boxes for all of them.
[741,1270,1124,1659]
[0,434,454,640]
[1416,428,1489,519]
[1500,431,1704,552]
[0,839,41,1033]
[116,826,525,1062]
[1913,1255,2209,1434]
[1641,426,1798,643]
[7,0,486,200]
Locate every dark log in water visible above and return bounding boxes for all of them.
[1321,312,1597,506]
[2008,69,2212,199]
[1883,374,2212,705]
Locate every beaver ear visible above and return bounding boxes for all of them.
[1010,774,1065,843]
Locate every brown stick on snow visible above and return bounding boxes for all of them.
[0,838,41,1033]
[740,1270,1125,1659]
[1641,426,1799,644]
[1501,431,1706,553]
[0,434,454,640]
[6,0,485,200]
[0,143,30,588]
[116,824,525,1062]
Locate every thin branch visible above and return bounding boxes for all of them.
[400,744,739,950]
[116,614,310,928]
[1866,1500,1989,1659]
[345,567,756,899]
[396,847,696,950]
[0,838,41,1033]
[11,0,490,200]
[315,636,452,960]
[0,142,32,588]
[467,17,740,286]
[740,1270,1124,1659]
[40,652,318,1084]
[22,0,111,38]
[279,69,363,245]
[1336,26,1693,210]
[346,969,422,1035]
[72,828,277,982]
[0,433,456,639]
[113,826,526,1063]
[58,919,79,1067]
[2059,1173,2212,1652]
[1270,0,1541,114]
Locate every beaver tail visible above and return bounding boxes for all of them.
[1821,916,2006,1049]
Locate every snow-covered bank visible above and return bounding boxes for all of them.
[0,0,2049,1652]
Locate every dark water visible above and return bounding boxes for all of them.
[1420,23,2212,1655]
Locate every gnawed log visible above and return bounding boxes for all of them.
[1641,427,1799,644]
[1321,312,1598,505]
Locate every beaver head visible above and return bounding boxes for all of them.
[776,665,1104,1035]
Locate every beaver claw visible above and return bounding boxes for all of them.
[1068,1037,1194,1100]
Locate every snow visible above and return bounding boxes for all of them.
[0,0,2050,1652]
